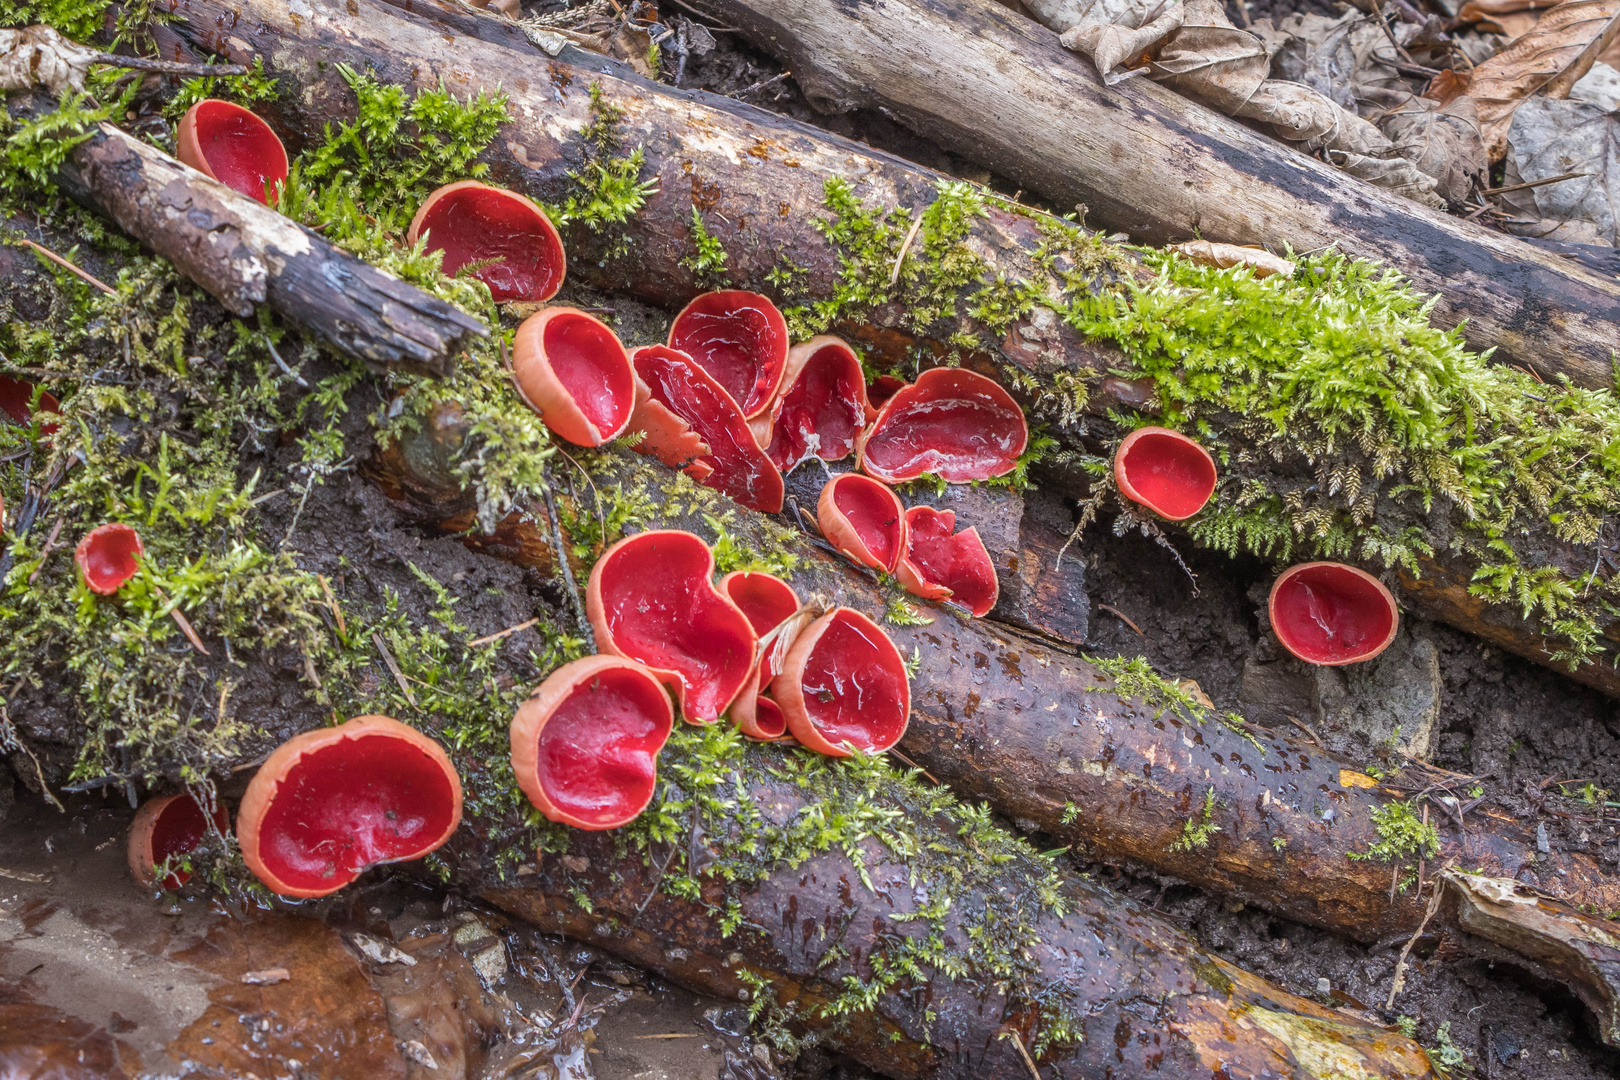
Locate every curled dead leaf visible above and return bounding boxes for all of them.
[0,24,100,95]
[1060,2,1186,85]
[1366,89,1488,203]
[1171,240,1297,277]
[1506,95,1618,245]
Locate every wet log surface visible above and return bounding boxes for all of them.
[5,91,482,378]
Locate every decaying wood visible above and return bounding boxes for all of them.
[480,759,1441,1080]
[158,0,1620,704]
[6,91,483,377]
[692,0,1620,386]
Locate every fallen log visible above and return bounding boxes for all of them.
[689,0,1620,386]
[6,90,483,377]
[162,0,1620,704]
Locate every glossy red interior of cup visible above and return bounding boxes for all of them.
[817,473,906,574]
[586,530,757,723]
[762,335,873,472]
[630,345,784,514]
[718,570,801,740]
[771,607,910,756]
[0,375,60,434]
[237,715,463,898]
[897,506,998,617]
[667,291,789,419]
[75,523,143,595]
[176,99,289,204]
[867,374,907,410]
[408,181,566,302]
[510,655,673,830]
[1268,562,1399,666]
[128,793,230,890]
[511,307,635,446]
[1113,426,1218,521]
[857,368,1027,483]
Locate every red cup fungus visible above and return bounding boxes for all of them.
[510,655,674,830]
[1113,426,1218,521]
[757,335,875,472]
[0,375,60,434]
[175,99,289,205]
[75,523,143,595]
[128,792,230,890]
[1268,562,1400,666]
[629,345,784,514]
[719,570,802,741]
[771,607,911,756]
[512,307,636,447]
[816,473,906,574]
[407,181,566,303]
[856,368,1028,483]
[586,530,757,724]
[867,374,907,410]
[237,715,463,898]
[897,506,999,618]
[667,291,789,419]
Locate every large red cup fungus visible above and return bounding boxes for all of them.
[817,473,906,574]
[586,530,757,723]
[238,715,463,898]
[0,375,60,434]
[1113,426,1218,521]
[666,291,789,419]
[897,506,999,617]
[719,570,801,741]
[512,307,636,447]
[175,99,289,205]
[630,345,784,514]
[771,607,910,757]
[407,181,567,302]
[1268,562,1400,666]
[75,523,143,595]
[128,792,230,890]
[757,335,875,472]
[856,368,1028,483]
[510,655,674,830]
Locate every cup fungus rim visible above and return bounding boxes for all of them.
[511,306,636,447]
[856,367,1029,484]
[1267,561,1400,667]
[406,180,567,303]
[75,522,144,595]
[816,473,908,574]
[127,792,229,890]
[667,290,790,420]
[770,606,911,757]
[1113,425,1219,522]
[896,505,1000,617]
[175,98,289,204]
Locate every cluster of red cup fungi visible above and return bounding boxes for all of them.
[1110,424,1399,664]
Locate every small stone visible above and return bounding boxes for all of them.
[1537,822,1552,854]
[561,854,591,873]
[1315,977,1331,996]
[470,941,507,987]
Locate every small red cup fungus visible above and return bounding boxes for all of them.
[1113,426,1218,521]
[897,506,999,618]
[758,335,875,473]
[75,523,143,595]
[407,181,566,302]
[128,792,230,890]
[512,307,636,447]
[817,473,907,574]
[510,655,674,830]
[0,375,60,434]
[586,530,757,724]
[771,607,910,757]
[667,291,789,419]
[630,345,784,514]
[237,715,463,898]
[719,570,801,741]
[1268,562,1400,666]
[857,368,1028,484]
[176,99,289,205]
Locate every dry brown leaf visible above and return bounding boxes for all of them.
[1328,149,1449,204]
[1424,67,1472,104]
[1368,90,1488,203]
[1506,95,1618,246]
[1458,0,1561,19]
[0,24,99,95]
[1481,10,1548,35]
[1061,3,1187,84]
[1463,0,1620,160]
[1171,240,1297,277]
[1149,0,1271,112]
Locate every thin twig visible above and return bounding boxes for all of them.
[151,583,211,655]
[887,747,940,785]
[1097,603,1143,636]
[25,517,64,585]
[372,632,418,707]
[735,70,791,98]
[469,617,539,647]
[1385,878,1445,1009]
[90,52,250,77]
[265,338,309,388]
[1005,1030,1043,1080]
[1482,171,1588,196]
[541,481,596,652]
[18,239,116,296]
[1284,713,1322,746]
[889,209,926,288]
[317,574,347,637]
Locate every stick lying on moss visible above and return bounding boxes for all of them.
[162,0,1620,701]
[6,89,483,377]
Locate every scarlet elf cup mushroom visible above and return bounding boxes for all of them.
[856,368,1028,483]
[175,100,289,204]
[237,715,463,898]
[753,335,874,472]
[1112,426,1218,521]
[897,506,999,618]
[75,523,143,595]
[771,607,911,757]
[718,570,802,741]
[666,290,789,420]
[816,472,907,574]
[407,181,566,303]
[510,656,674,830]
[1268,562,1400,666]
[128,793,230,890]
[511,307,636,447]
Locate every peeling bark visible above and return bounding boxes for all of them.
[7,91,483,377]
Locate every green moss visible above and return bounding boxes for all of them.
[1,0,111,40]
[1169,787,1221,852]
[681,207,729,287]
[1347,800,1440,895]
[543,82,658,259]
[702,511,800,578]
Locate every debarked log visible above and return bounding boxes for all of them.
[368,411,1620,1037]
[479,744,1442,1080]
[5,90,484,377]
[159,0,1620,705]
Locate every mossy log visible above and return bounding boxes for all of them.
[5,91,482,377]
[370,408,1620,1032]
[162,0,1620,703]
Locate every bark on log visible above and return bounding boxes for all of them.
[479,752,1441,1080]
[691,0,1620,386]
[6,91,484,377]
[159,0,1620,704]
